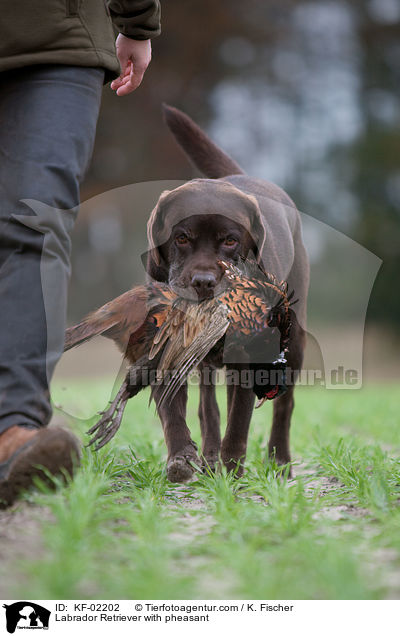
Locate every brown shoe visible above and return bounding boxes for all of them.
[0,426,81,508]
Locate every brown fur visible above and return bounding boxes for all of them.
[146,106,309,481]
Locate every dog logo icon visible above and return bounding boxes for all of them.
[2,602,50,633]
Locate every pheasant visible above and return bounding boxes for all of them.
[64,259,295,449]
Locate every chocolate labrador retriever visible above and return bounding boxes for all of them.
[145,105,309,482]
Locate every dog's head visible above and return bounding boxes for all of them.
[145,180,266,300]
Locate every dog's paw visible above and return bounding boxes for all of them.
[201,453,220,475]
[166,448,201,483]
[221,456,245,478]
[275,459,293,479]
[270,451,293,479]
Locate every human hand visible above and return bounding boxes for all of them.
[111,35,152,96]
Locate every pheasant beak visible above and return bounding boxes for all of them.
[255,397,267,409]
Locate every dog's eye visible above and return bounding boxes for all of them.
[223,237,238,247]
[176,234,189,245]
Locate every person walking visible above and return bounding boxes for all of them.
[0,0,161,507]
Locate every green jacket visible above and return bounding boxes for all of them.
[0,0,161,79]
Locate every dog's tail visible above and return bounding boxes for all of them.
[163,104,244,178]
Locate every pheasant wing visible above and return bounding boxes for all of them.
[155,302,230,407]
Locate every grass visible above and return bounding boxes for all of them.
[2,380,400,600]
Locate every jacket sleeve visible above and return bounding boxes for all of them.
[107,0,161,40]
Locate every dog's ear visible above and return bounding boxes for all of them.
[146,190,172,267]
[141,246,169,282]
[246,193,266,262]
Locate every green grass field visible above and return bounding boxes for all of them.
[3,380,400,600]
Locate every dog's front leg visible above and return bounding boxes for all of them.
[268,385,294,468]
[153,382,200,483]
[221,370,255,476]
[198,364,221,472]
[268,317,306,474]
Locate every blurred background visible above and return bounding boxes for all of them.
[57,0,400,388]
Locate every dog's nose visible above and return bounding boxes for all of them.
[191,272,217,297]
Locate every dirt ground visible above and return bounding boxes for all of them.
[1,325,399,600]
[0,503,53,598]
[0,461,377,600]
